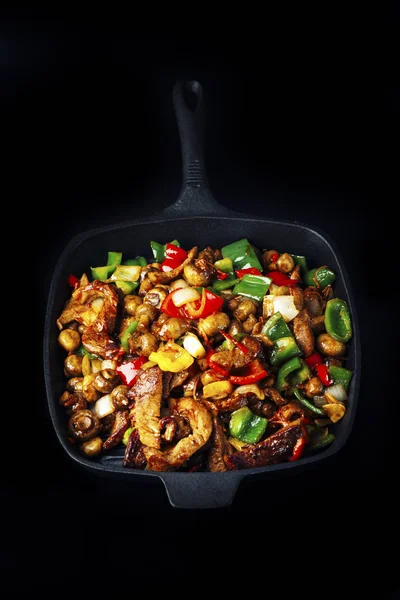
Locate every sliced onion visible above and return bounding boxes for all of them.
[169,278,189,291]
[183,333,206,358]
[263,294,299,322]
[93,394,115,419]
[325,383,348,402]
[233,384,264,400]
[171,286,201,307]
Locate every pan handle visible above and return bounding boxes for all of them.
[163,80,222,217]
[158,472,243,509]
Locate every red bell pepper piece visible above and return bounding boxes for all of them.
[183,288,224,319]
[267,271,298,287]
[206,349,230,378]
[116,356,147,387]
[271,253,280,263]
[161,244,188,272]
[315,363,333,386]
[216,268,229,280]
[288,436,306,461]
[235,267,263,278]
[305,352,323,368]
[160,293,185,318]
[220,331,248,354]
[68,274,80,287]
[229,359,268,385]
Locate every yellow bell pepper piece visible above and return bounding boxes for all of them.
[203,380,233,399]
[149,341,194,373]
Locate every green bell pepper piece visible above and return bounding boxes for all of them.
[123,256,148,267]
[107,252,123,267]
[221,238,263,272]
[233,274,271,302]
[229,407,268,444]
[76,345,100,360]
[276,356,302,392]
[303,266,336,289]
[120,320,138,352]
[122,427,135,446]
[150,239,180,262]
[214,258,233,273]
[329,365,353,390]
[293,388,326,416]
[91,251,122,281]
[289,360,311,385]
[114,280,139,295]
[308,432,335,451]
[262,311,292,341]
[291,254,308,275]
[325,298,352,343]
[269,336,301,366]
[212,275,239,292]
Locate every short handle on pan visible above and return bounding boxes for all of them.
[163,80,222,217]
[158,472,243,509]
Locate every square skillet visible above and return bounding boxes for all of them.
[44,81,360,509]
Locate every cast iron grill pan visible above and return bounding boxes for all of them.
[44,81,360,509]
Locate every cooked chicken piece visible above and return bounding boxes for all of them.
[144,398,212,471]
[103,410,130,451]
[57,280,118,333]
[207,416,231,472]
[131,366,163,449]
[225,420,303,470]
[292,309,314,357]
[210,335,261,371]
[148,247,198,285]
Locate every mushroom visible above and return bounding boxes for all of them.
[68,409,101,441]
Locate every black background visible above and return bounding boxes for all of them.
[4,7,398,592]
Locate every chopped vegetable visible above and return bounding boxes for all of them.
[291,254,308,274]
[90,251,122,281]
[293,388,326,416]
[263,295,300,322]
[183,332,206,358]
[229,359,268,385]
[114,280,139,294]
[76,345,100,360]
[122,427,135,446]
[171,286,201,307]
[183,287,223,319]
[203,380,233,399]
[220,331,248,354]
[315,363,333,386]
[150,239,180,262]
[267,271,298,287]
[212,275,239,292]
[207,349,230,378]
[221,238,263,272]
[229,407,267,444]
[123,256,147,267]
[303,266,336,289]
[234,384,265,400]
[161,243,188,272]
[68,274,79,287]
[235,267,263,278]
[149,341,194,372]
[276,356,303,392]
[325,298,353,343]
[322,402,346,423]
[305,352,323,368]
[160,292,185,318]
[262,311,293,341]
[93,394,115,419]
[329,365,353,390]
[269,336,301,366]
[116,355,147,387]
[233,274,271,302]
[120,320,138,352]
[214,258,233,273]
[289,360,311,385]
[288,436,306,461]
[308,432,335,451]
[110,265,141,282]
[325,383,348,402]
[228,437,249,451]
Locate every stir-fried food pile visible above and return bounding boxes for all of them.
[56,239,353,471]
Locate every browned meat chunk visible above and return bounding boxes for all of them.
[207,416,231,472]
[123,428,147,469]
[58,280,118,333]
[131,366,163,449]
[303,287,324,316]
[144,398,213,472]
[264,387,287,407]
[211,336,261,371]
[103,410,130,451]
[225,420,303,470]
[81,330,119,359]
[292,309,314,357]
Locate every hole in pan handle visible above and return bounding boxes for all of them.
[163,80,224,217]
